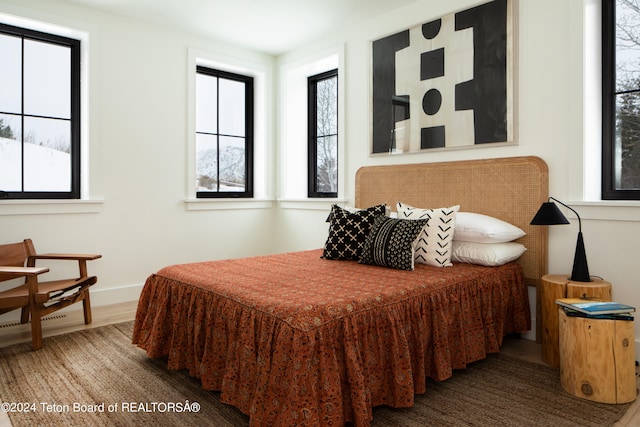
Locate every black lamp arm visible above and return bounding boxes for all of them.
[549,196,582,232]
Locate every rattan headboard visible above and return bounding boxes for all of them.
[355,156,549,287]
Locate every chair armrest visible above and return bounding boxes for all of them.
[31,253,102,261]
[29,253,101,278]
[0,266,50,277]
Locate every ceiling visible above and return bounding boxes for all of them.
[63,0,418,55]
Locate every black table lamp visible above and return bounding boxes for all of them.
[530,197,591,282]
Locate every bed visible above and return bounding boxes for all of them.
[133,156,549,426]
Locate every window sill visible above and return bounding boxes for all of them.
[278,198,346,211]
[567,200,640,222]
[0,199,104,216]
[185,198,274,211]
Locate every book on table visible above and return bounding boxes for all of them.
[561,307,635,321]
[556,298,635,316]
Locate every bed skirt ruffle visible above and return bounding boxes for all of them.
[132,249,530,426]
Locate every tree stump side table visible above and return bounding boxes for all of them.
[540,274,612,367]
[558,309,636,403]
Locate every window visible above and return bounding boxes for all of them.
[195,66,253,198]
[308,69,338,198]
[602,0,640,200]
[0,23,80,200]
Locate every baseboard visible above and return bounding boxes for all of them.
[0,283,143,325]
[523,285,537,342]
[90,282,143,307]
[521,318,536,341]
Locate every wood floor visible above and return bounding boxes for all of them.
[0,301,638,426]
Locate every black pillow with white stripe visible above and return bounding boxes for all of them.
[358,215,429,271]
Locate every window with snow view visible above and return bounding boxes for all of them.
[0,23,80,199]
[195,66,253,198]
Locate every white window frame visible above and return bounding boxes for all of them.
[186,48,273,211]
[0,10,101,216]
[567,0,640,222]
[278,45,345,210]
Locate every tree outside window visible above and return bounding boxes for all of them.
[603,0,640,199]
[308,70,338,198]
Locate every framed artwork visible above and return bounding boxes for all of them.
[370,0,516,154]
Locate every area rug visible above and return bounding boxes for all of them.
[371,353,633,426]
[0,321,632,426]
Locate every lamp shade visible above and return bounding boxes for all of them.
[530,202,570,225]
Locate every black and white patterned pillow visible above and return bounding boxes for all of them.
[397,202,460,267]
[322,204,387,260]
[325,205,392,222]
[358,216,429,270]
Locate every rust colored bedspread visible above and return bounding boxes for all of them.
[132,249,530,426]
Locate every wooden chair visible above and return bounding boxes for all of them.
[0,239,101,350]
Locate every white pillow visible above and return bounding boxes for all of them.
[453,212,525,243]
[396,202,459,267]
[452,241,526,266]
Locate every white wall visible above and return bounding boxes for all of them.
[276,0,640,350]
[0,0,278,316]
[2,0,640,353]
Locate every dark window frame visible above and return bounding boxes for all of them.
[307,69,338,198]
[195,66,254,199]
[602,0,640,200]
[0,22,81,200]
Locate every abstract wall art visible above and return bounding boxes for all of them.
[371,0,516,154]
